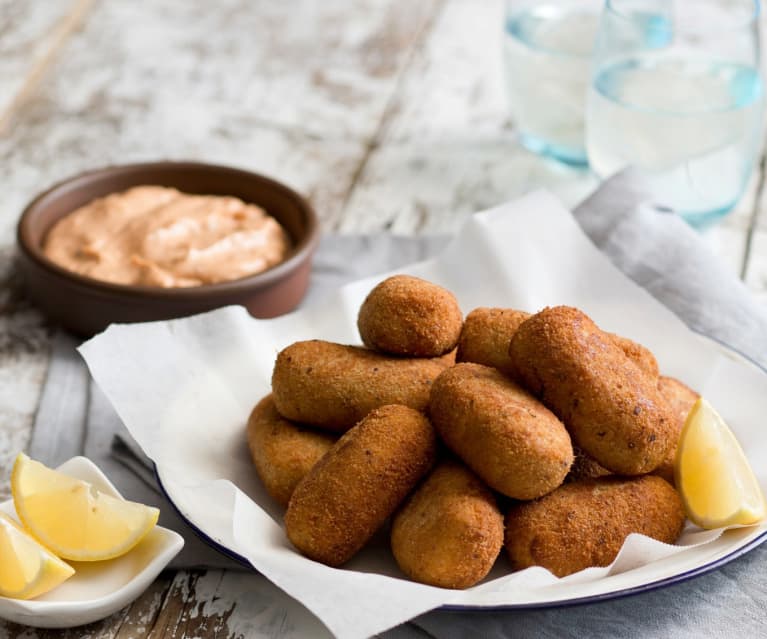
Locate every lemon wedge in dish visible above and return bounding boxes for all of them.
[675,398,766,529]
[11,453,159,561]
[0,511,74,599]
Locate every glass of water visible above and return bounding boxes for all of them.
[586,0,764,227]
[503,0,602,166]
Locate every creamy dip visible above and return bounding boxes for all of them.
[43,186,291,287]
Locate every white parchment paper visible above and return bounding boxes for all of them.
[79,192,767,639]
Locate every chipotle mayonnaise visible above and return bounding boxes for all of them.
[42,186,291,287]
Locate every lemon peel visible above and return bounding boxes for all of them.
[11,453,159,562]
[675,398,766,529]
[0,512,74,599]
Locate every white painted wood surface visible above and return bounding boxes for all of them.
[0,0,765,636]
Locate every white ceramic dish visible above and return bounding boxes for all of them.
[0,456,184,628]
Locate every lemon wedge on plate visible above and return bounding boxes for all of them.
[11,453,160,562]
[0,512,74,599]
[675,398,766,529]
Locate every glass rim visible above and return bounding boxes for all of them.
[605,0,761,30]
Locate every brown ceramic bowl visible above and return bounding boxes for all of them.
[17,161,320,337]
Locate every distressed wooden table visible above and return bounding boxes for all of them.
[0,1,765,637]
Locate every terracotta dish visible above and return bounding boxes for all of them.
[16,162,319,336]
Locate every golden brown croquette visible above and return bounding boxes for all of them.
[609,333,660,381]
[505,475,685,577]
[429,363,573,500]
[455,308,530,377]
[246,394,336,507]
[391,459,504,589]
[284,405,437,567]
[455,307,658,381]
[565,445,613,483]
[271,340,452,432]
[509,306,675,475]
[653,376,700,484]
[357,275,463,357]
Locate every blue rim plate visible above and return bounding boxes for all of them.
[153,332,767,611]
[154,464,252,570]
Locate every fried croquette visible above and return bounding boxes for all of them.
[284,404,437,566]
[271,340,452,432]
[658,375,699,429]
[246,394,336,506]
[357,275,463,357]
[609,333,660,381]
[455,308,530,377]
[429,363,573,500]
[455,307,658,381]
[565,445,612,482]
[653,376,700,483]
[391,459,503,589]
[505,475,685,577]
[509,306,675,475]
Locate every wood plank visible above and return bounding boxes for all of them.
[111,572,174,639]
[379,0,507,144]
[338,141,597,233]
[186,570,333,639]
[142,569,336,639]
[0,0,97,504]
[147,571,221,638]
[0,567,347,638]
[336,0,598,232]
[20,0,438,141]
[0,251,51,502]
[0,573,172,639]
[0,0,93,127]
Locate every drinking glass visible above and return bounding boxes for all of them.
[586,0,765,227]
[503,0,602,166]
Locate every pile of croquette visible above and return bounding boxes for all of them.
[245,275,697,589]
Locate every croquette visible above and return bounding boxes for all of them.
[357,275,463,357]
[391,459,503,589]
[455,308,530,377]
[509,306,675,475]
[456,308,658,381]
[246,394,336,506]
[609,333,660,381]
[653,376,700,483]
[429,363,573,500]
[271,340,452,432]
[565,445,612,482]
[505,475,685,577]
[284,405,437,566]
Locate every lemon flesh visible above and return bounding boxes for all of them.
[11,453,160,562]
[0,512,74,599]
[675,398,766,529]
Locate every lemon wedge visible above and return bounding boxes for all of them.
[0,512,74,599]
[11,453,160,561]
[675,398,766,529]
